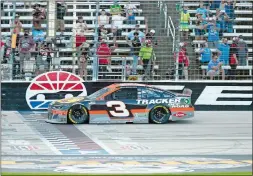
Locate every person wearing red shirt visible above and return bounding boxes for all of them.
[176,42,189,80]
[0,40,5,63]
[229,37,239,80]
[97,39,112,73]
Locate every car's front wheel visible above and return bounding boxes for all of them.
[67,105,89,124]
[149,105,170,124]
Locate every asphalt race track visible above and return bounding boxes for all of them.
[1,111,252,174]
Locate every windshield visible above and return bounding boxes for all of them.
[87,87,110,99]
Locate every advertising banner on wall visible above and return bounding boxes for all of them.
[1,71,252,111]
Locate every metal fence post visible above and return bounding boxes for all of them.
[92,0,99,81]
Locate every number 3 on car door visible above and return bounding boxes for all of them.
[106,101,131,118]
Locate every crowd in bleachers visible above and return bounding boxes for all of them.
[1,0,252,81]
[178,0,251,80]
[1,0,161,81]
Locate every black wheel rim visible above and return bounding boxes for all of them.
[153,107,168,121]
[70,108,87,123]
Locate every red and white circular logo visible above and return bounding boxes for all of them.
[26,71,87,110]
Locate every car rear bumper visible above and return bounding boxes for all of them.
[170,111,194,121]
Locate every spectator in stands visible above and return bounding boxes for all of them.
[195,13,207,40]
[98,25,109,41]
[75,16,93,48]
[126,24,145,53]
[216,9,229,37]
[131,32,142,75]
[180,6,190,40]
[97,39,112,73]
[13,14,22,47]
[77,42,90,80]
[200,41,212,78]
[219,0,227,10]
[124,1,138,13]
[32,3,46,30]
[98,9,110,26]
[2,37,11,63]
[36,41,52,74]
[126,24,145,44]
[126,9,136,25]
[218,38,230,66]
[225,0,236,19]
[177,42,189,80]
[0,39,4,63]
[225,0,236,33]
[56,1,67,37]
[210,0,221,10]
[139,40,154,80]
[228,37,239,79]
[146,29,157,46]
[237,35,248,66]
[18,29,35,75]
[196,2,209,19]
[207,18,220,48]
[207,53,225,80]
[124,2,138,26]
[111,13,127,47]
[32,3,46,47]
[110,0,123,16]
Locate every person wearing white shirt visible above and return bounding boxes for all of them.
[98,9,109,27]
[111,13,126,46]
[75,16,93,48]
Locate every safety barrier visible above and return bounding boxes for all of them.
[1,78,252,111]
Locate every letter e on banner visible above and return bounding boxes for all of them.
[195,86,252,105]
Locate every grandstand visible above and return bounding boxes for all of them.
[0,0,252,81]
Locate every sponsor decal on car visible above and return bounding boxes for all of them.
[173,112,187,118]
[136,98,180,105]
[26,71,87,110]
[171,104,190,108]
[52,109,68,116]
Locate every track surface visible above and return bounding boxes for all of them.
[1,111,252,174]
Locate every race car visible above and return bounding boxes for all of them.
[46,83,194,124]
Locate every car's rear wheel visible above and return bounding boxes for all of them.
[67,105,89,124]
[149,105,170,124]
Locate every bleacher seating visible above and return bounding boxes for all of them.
[1,1,163,80]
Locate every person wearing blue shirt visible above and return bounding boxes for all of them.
[200,42,212,78]
[207,54,225,80]
[126,24,145,43]
[225,0,235,33]
[216,9,229,37]
[126,24,145,56]
[207,19,220,32]
[200,42,212,63]
[196,2,209,19]
[207,21,220,48]
[210,0,221,10]
[218,38,230,65]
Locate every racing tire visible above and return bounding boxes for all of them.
[149,105,171,124]
[67,105,89,124]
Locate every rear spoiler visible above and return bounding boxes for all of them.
[182,88,192,96]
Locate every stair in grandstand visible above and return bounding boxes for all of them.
[141,1,175,80]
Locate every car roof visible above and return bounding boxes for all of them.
[109,83,149,88]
